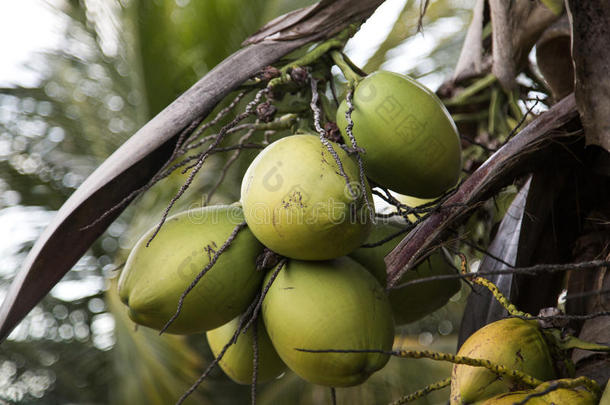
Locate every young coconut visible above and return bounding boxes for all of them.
[240,134,374,260]
[336,71,462,198]
[261,257,395,387]
[206,316,286,385]
[118,205,264,334]
[350,196,460,325]
[450,318,557,404]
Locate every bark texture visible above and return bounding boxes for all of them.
[567,1,610,152]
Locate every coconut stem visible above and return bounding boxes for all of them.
[393,349,543,388]
[309,75,358,200]
[160,221,248,335]
[514,377,601,405]
[295,348,543,388]
[507,87,524,121]
[176,293,261,405]
[268,26,357,88]
[344,88,375,223]
[182,91,249,150]
[176,260,286,405]
[330,50,363,85]
[183,113,297,153]
[444,73,497,106]
[389,377,451,404]
[458,253,530,318]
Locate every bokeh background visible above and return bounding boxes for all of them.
[0,1,478,403]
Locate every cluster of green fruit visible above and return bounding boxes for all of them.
[118,71,463,388]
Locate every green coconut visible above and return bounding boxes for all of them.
[349,220,460,325]
[450,318,557,404]
[240,134,374,260]
[261,257,395,387]
[118,205,264,334]
[206,316,286,385]
[336,71,462,198]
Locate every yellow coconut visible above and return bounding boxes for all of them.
[450,318,556,404]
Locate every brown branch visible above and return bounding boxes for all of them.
[567,1,610,152]
[385,94,580,288]
[244,0,384,45]
[453,0,485,81]
[489,0,515,90]
[392,260,610,290]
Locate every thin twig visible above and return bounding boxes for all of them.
[501,97,540,146]
[565,288,610,301]
[345,88,375,222]
[182,119,275,152]
[513,377,600,405]
[513,311,610,323]
[183,91,248,150]
[176,295,260,405]
[295,348,542,388]
[79,117,202,231]
[447,229,516,268]
[461,134,497,153]
[160,222,248,334]
[391,260,610,290]
[309,75,357,199]
[147,88,269,247]
[361,224,415,248]
[206,126,258,203]
[243,259,287,333]
[176,259,286,405]
[389,377,451,405]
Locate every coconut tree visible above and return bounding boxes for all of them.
[1,0,609,404]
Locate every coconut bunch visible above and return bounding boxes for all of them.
[116,64,465,390]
